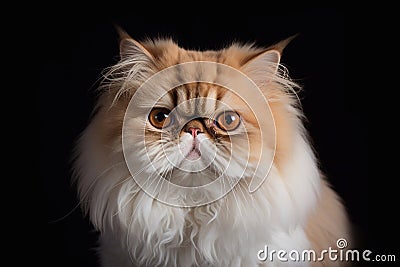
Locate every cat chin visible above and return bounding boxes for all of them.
[175,156,211,171]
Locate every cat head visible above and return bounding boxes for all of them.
[84,29,300,207]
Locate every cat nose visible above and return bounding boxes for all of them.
[186,127,201,138]
[182,119,205,138]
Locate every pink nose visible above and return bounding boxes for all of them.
[186,127,201,138]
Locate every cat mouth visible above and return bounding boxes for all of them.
[185,147,201,160]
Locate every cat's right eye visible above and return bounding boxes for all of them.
[215,110,241,131]
[148,108,173,129]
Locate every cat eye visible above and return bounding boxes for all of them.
[215,111,241,131]
[148,108,174,129]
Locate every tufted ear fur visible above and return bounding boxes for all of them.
[115,25,154,62]
[241,35,298,86]
[242,49,281,82]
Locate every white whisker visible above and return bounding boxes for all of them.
[225,174,243,220]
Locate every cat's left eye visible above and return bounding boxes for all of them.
[149,108,174,129]
[215,111,241,131]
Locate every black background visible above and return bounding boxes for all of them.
[43,10,373,266]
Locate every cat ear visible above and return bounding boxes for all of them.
[241,49,281,79]
[241,35,298,85]
[115,25,154,62]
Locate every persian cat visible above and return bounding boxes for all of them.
[73,28,352,266]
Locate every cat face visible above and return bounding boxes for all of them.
[141,82,258,182]
[99,36,296,207]
[146,84,243,175]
